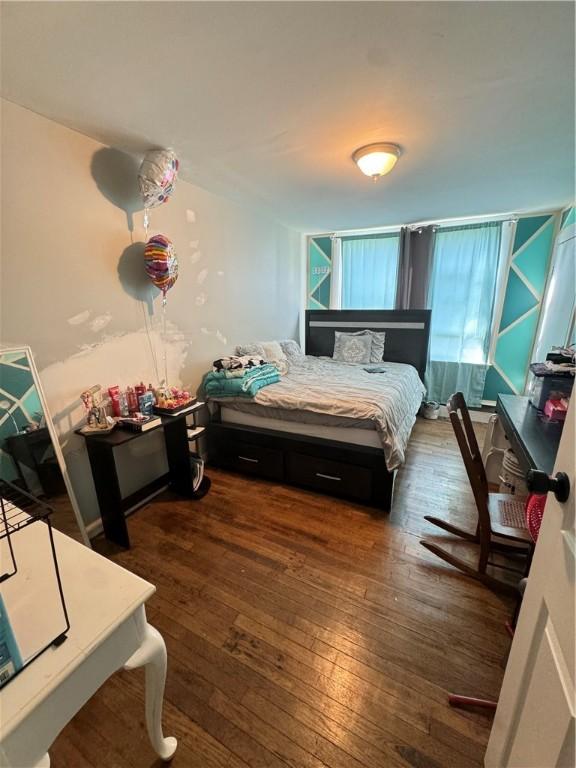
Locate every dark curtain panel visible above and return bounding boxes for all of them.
[395,225,436,309]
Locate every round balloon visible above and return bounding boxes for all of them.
[138,149,179,209]
[144,234,179,295]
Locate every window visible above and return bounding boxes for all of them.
[428,223,502,364]
[341,234,400,309]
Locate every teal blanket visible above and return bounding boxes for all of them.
[204,364,280,399]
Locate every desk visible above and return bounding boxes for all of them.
[78,403,208,548]
[496,395,563,476]
[0,527,176,767]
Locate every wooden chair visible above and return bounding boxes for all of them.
[420,392,532,594]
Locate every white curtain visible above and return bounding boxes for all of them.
[426,222,502,406]
[341,235,400,309]
[329,237,342,309]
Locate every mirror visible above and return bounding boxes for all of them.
[0,347,89,545]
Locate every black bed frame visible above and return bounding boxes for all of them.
[207,309,431,511]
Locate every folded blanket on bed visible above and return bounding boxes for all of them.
[204,364,280,398]
[213,355,264,372]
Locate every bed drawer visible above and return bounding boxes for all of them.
[218,440,284,480]
[286,452,372,502]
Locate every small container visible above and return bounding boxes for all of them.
[543,398,568,422]
[126,387,138,416]
[499,449,528,496]
[527,363,574,411]
[108,386,121,417]
[421,401,440,420]
[118,391,129,417]
[138,391,155,416]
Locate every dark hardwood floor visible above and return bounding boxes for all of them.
[51,417,514,768]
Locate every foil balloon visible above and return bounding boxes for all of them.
[144,234,179,295]
[138,149,179,209]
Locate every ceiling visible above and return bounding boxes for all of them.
[1,1,574,232]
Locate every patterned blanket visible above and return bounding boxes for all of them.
[210,356,425,469]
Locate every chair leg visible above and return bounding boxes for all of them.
[423,516,479,543]
[420,540,519,596]
[490,540,531,555]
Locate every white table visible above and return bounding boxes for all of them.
[0,525,177,767]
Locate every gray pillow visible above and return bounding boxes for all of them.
[351,330,386,362]
[333,331,373,364]
[279,340,304,360]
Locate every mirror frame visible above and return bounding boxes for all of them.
[0,345,91,547]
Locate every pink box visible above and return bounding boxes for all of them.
[543,398,568,421]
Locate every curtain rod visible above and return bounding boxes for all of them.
[329,212,521,239]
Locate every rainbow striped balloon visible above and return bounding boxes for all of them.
[144,234,179,295]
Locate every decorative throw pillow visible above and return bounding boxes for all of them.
[260,341,289,375]
[333,331,373,364]
[235,342,266,358]
[351,330,386,362]
[259,340,284,360]
[279,340,304,360]
[236,341,288,374]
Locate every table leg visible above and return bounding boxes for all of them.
[85,440,130,548]
[33,755,50,767]
[123,623,177,761]
[163,415,194,496]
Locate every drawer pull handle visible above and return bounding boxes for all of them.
[238,455,259,463]
[316,472,341,481]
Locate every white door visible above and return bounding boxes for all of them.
[485,397,575,767]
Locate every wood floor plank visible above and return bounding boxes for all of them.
[49,417,510,768]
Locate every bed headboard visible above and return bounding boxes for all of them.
[305,309,431,380]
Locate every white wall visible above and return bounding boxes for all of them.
[0,99,301,525]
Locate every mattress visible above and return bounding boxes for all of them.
[220,406,382,449]
[209,356,425,469]
[220,400,374,429]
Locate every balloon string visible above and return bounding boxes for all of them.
[144,208,150,240]
[162,293,168,386]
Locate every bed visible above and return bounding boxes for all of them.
[207,309,431,511]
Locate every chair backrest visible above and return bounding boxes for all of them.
[446,392,491,534]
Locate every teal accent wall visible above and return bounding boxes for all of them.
[307,236,332,309]
[483,213,557,400]
[560,205,575,230]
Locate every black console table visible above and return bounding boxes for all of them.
[77,403,209,548]
[496,394,563,477]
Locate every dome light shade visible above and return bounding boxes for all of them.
[352,143,402,180]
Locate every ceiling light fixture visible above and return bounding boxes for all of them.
[352,143,402,180]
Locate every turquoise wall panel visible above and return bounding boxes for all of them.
[483,212,559,399]
[561,206,575,229]
[513,215,551,251]
[483,366,514,401]
[308,237,331,309]
[494,310,539,393]
[314,237,332,259]
[499,269,538,331]
[512,221,554,293]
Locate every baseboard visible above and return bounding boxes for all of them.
[437,405,494,423]
[85,484,169,540]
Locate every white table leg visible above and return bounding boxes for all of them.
[33,755,50,768]
[123,623,177,761]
